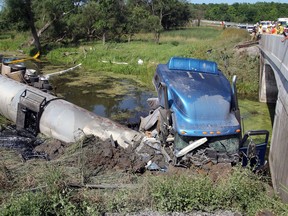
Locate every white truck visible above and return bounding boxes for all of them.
[277,18,288,33]
[277,18,288,26]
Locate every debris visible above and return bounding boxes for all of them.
[145,160,161,170]
[101,60,128,65]
[139,108,160,131]
[235,41,259,49]
[43,63,82,80]
[161,147,173,164]
[68,183,138,189]
[175,138,208,158]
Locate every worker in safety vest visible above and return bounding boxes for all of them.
[266,25,272,34]
[277,23,284,34]
[271,25,277,34]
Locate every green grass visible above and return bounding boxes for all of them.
[0,27,256,94]
[149,168,288,215]
[0,31,30,52]
[40,27,256,94]
[162,26,223,40]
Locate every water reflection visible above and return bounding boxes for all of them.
[50,72,155,125]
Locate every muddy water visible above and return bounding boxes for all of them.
[46,69,155,126]
[42,63,273,138]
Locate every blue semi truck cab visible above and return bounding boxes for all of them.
[148,57,268,167]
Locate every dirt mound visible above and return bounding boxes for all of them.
[34,138,67,160]
[80,135,147,173]
[34,135,154,174]
[0,125,236,183]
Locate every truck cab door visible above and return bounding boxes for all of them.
[239,130,269,169]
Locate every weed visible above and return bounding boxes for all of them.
[148,167,288,215]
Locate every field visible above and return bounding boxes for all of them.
[1,27,288,215]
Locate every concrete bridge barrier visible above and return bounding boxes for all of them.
[259,34,288,202]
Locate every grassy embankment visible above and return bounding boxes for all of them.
[1,27,287,215]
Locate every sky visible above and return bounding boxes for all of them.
[189,0,288,4]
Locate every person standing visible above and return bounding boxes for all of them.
[281,31,288,42]
[277,23,284,34]
[257,24,263,39]
[266,25,272,34]
[271,25,277,34]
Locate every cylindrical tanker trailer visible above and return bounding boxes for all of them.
[0,74,142,148]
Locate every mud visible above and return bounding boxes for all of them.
[0,124,241,185]
[0,125,46,160]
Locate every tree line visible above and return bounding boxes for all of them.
[191,2,288,24]
[0,0,287,51]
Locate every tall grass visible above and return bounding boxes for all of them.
[162,27,223,40]
[148,167,288,215]
[1,165,287,215]
[0,31,30,52]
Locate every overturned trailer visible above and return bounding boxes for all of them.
[140,57,269,168]
[0,75,142,148]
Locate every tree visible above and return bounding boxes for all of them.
[189,4,205,27]
[4,0,41,51]
[66,1,99,42]
[93,0,126,45]
[161,0,191,30]
[32,0,79,44]
[139,0,190,43]
[125,2,149,42]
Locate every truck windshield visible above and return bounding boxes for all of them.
[174,134,240,155]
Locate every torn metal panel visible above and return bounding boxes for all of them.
[139,107,160,132]
[175,137,208,158]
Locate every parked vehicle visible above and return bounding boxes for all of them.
[237,24,255,33]
[277,18,288,33]
[277,18,288,26]
[246,25,255,33]
[141,57,268,168]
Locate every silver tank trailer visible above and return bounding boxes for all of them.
[0,75,142,148]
